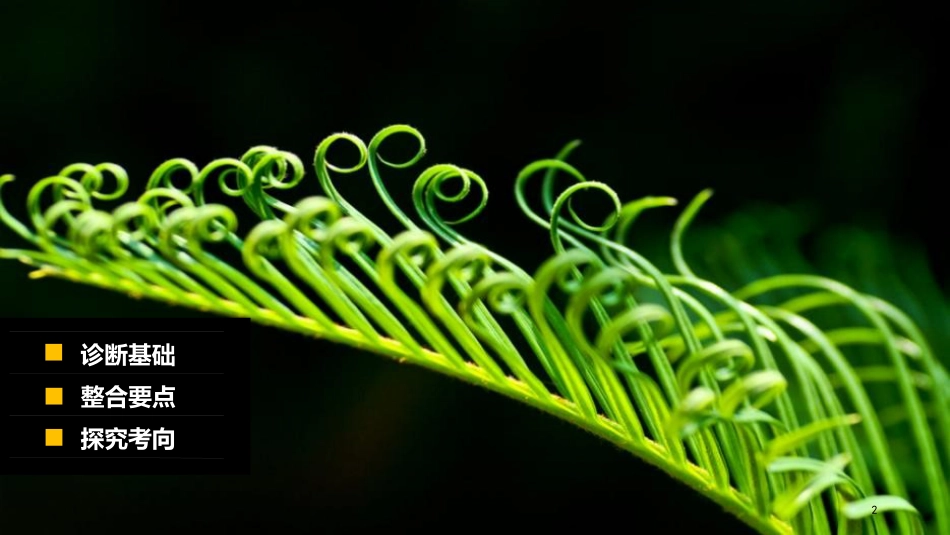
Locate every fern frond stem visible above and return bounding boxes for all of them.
[318,251,429,356]
[23,265,795,535]
[529,299,599,420]
[517,165,734,490]
[664,275,804,502]
[7,131,945,535]
[282,237,382,341]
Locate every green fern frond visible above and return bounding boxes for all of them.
[1,125,947,535]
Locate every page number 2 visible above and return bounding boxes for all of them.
[872,506,878,514]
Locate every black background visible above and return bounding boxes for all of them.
[0,318,250,475]
[0,1,946,534]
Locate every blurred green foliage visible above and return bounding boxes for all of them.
[0,1,944,533]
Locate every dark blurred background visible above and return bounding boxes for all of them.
[0,1,945,533]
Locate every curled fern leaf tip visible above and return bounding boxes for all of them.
[1,125,947,535]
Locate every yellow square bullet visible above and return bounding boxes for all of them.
[45,388,63,405]
[45,429,63,447]
[45,344,62,361]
